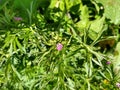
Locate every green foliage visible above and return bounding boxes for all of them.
[0,0,120,90]
[95,0,120,24]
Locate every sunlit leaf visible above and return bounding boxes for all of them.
[89,16,105,40]
[113,42,120,74]
[15,37,25,53]
[95,0,120,24]
[76,5,90,30]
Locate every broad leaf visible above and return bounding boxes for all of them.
[88,16,105,40]
[95,0,120,24]
[113,42,120,74]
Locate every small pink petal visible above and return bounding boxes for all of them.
[56,43,63,51]
[116,83,120,88]
[106,61,111,65]
[14,17,22,21]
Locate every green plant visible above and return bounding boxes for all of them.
[0,0,120,90]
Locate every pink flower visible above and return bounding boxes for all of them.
[106,61,111,65]
[116,82,120,88]
[14,17,22,21]
[56,43,63,51]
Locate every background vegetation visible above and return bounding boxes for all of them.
[0,0,120,90]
